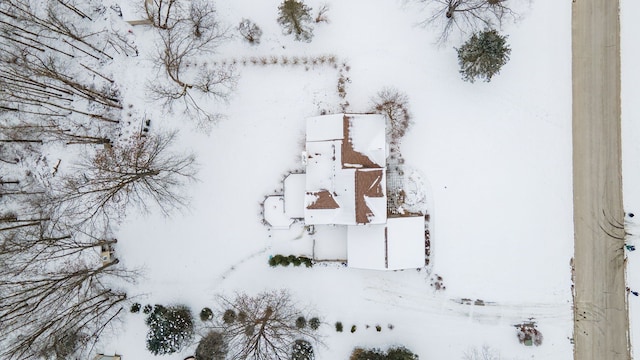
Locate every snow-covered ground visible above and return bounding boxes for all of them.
[99,0,582,359]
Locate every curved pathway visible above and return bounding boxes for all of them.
[572,0,629,359]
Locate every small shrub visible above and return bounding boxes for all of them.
[269,256,278,267]
[130,303,141,313]
[292,339,315,360]
[350,325,357,333]
[296,316,307,329]
[200,307,213,321]
[335,321,343,332]
[300,256,313,267]
[376,325,381,332]
[143,304,153,314]
[309,317,321,330]
[223,309,236,324]
[238,18,262,44]
[238,311,248,323]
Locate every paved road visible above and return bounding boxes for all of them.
[572,1,629,359]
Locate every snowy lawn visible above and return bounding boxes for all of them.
[100,0,577,358]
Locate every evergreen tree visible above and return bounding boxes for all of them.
[277,0,314,42]
[145,305,194,355]
[292,339,315,360]
[456,29,511,83]
[195,331,227,360]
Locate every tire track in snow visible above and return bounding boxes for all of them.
[362,276,572,325]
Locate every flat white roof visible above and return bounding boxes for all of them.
[346,216,425,270]
[264,196,294,229]
[348,114,386,167]
[306,114,344,141]
[347,224,387,270]
[386,216,425,270]
[284,174,305,218]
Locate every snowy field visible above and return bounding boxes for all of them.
[98,0,580,359]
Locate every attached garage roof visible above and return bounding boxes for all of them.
[346,216,425,270]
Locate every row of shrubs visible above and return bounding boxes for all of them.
[335,322,394,333]
[269,254,313,267]
[132,303,214,322]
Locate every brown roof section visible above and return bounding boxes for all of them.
[306,190,340,210]
[354,169,384,224]
[341,115,380,169]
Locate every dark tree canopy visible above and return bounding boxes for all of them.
[292,339,315,360]
[456,29,511,82]
[196,331,228,360]
[145,305,194,355]
[277,0,314,42]
[350,346,419,360]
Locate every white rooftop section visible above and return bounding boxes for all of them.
[348,114,386,167]
[119,0,148,23]
[346,216,425,270]
[386,216,425,270]
[264,196,294,229]
[284,174,305,218]
[347,224,387,270]
[306,114,344,141]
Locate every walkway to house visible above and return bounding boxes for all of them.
[572,1,629,359]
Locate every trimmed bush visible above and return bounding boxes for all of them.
[145,305,194,355]
[309,317,321,330]
[292,339,315,360]
[196,331,227,360]
[350,346,418,360]
[376,325,382,332]
[335,321,343,332]
[269,254,313,267]
[238,310,248,323]
[300,256,313,267]
[130,303,141,313]
[295,316,307,329]
[223,309,236,324]
[200,307,213,321]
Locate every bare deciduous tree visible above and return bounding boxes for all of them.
[48,130,197,228]
[146,0,235,131]
[419,0,520,44]
[0,257,134,360]
[369,87,412,141]
[218,290,322,360]
[238,18,263,44]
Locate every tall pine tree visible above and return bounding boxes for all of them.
[456,29,511,83]
[277,0,313,42]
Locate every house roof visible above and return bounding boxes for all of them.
[347,216,425,270]
[284,173,305,218]
[304,114,387,225]
[264,196,294,229]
